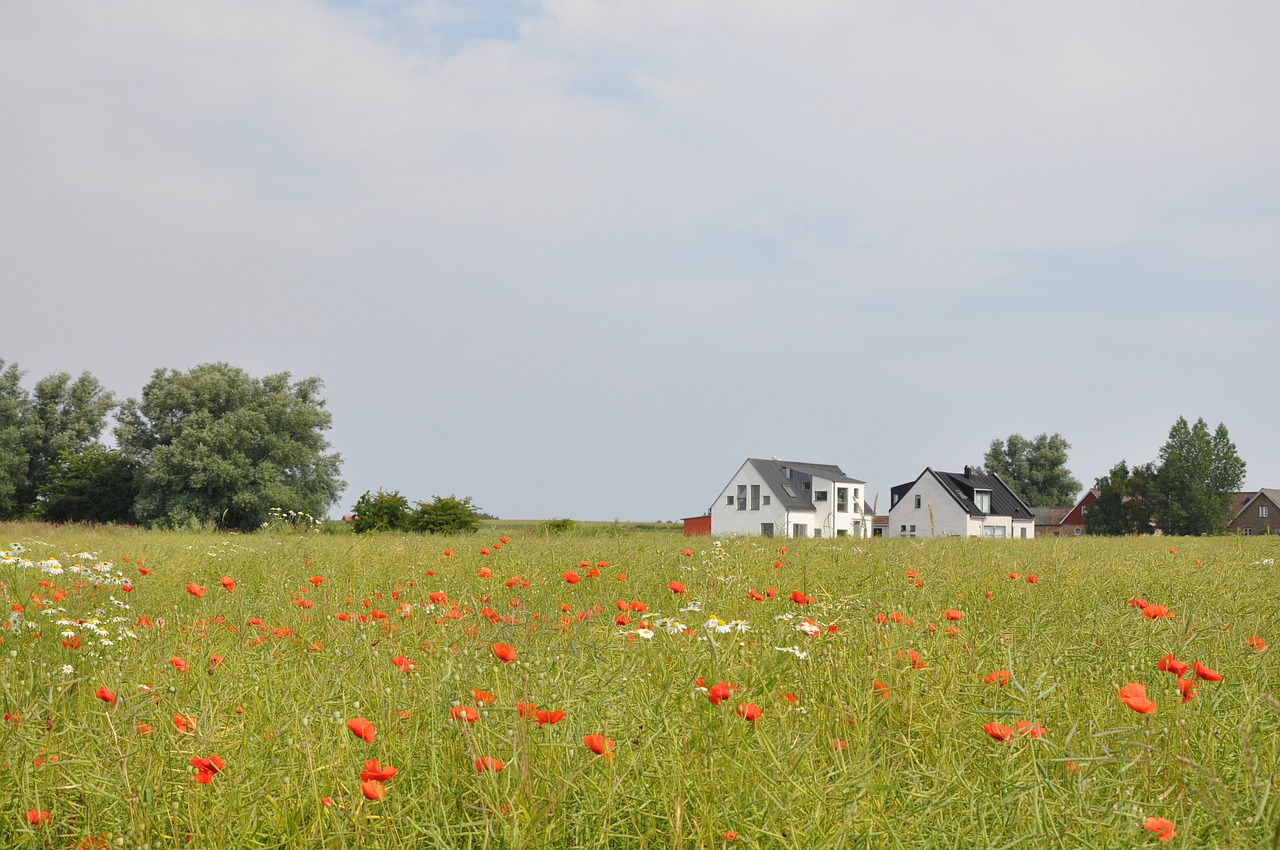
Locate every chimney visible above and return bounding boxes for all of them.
[964,466,973,478]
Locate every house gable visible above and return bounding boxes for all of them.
[1229,488,1280,535]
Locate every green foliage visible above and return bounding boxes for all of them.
[351,489,412,533]
[39,445,138,524]
[410,494,482,534]
[1150,416,1245,535]
[17,371,116,507]
[0,360,25,518]
[540,517,577,535]
[982,432,1082,506]
[115,363,344,532]
[1085,460,1156,535]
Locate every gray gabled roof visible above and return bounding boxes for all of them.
[743,458,864,512]
[1232,488,1280,521]
[891,467,1035,521]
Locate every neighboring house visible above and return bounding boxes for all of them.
[886,466,1035,539]
[1228,489,1279,536]
[710,459,870,538]
[1035,489,1096,537]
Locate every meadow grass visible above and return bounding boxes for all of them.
[1,522,1278,848]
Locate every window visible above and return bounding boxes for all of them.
[1020,527,1027,538]
[836,529,848,537]
[914,495,921,509]
[803,481,811,491]
[836,487,848,512]
[792,523,808,537]
[1244,527,1254,536]
[750,484,760,511]
[975,491,991,513]
[737,485,747,511]
[1261,505,1270,518]
[1074,527,1082,536]
[760,523,774,537]
[900,525,907,533]
[853,488,860,500]
[762,495,771,506]
[982,525,1006,539]
[909,524,916,533]
[726,495,734,506]
[815,491,828,502]
[813,529,822,538]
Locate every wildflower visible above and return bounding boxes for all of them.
[361,779,386,800]
[1143,604,1171,619]
[492,643,517,663]
[724,830,738,840]
[321,797,334,806]
[360,759,398,782]
[583,734,615,757]
[220,576,235,593]
[191,754,224,784]
[1178,677,1196,703]
[780,692,797,705]
[1157,655,1188,677]
[1026,574,1038,584]
[667,581,686,593]
[95,686,116,706]
[707,682,736,706]
[984,670,1010,687]
[185,583,206,599]
[1193,661,1221,682]
[943,609,963,621]
[983,722,1014,742]
[475,756,504,773]
[535,709,565,726]
[1118,683,1156,714]
[1128,597,1149,609]
[26,810,51,825]
[60,663,74,675]
[135,722,153,735]
[1247,636,1269,651]
[1015,721,1046,738]
[873,681,891,699]
[347,717,376,743]
[562,571,580,584]
[735,703,762,722]
[450,706,478,723]
[472,690,495,706]
[499,537,509,544]
[478,566,492,579]
[170,656,188,673]
[309,576,325,587]
[681,548,693,557]
[391,655,416,673]
[1143,816,1176,842]
[636,628,654,639]
[172,714,197,734]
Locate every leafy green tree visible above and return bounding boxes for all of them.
[350,490,412,533]
[17,372,115,507]
[115,363,344,531]
[982,433,1082,506]
[410,495,482,534]
[40,446,138,524]
[1150,416,1245,535]
[1085,461,1156,535]
[0,360,26,518]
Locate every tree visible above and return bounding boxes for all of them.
[40,446,138,524]
[350,490,412,534]
[1150,416,1245,535]
[410,495,482,534]
[115,363,344,531]
[0,360,25,518]
[1085,461,1156,535]
[17,371,115,507]
[982,433,1082,507]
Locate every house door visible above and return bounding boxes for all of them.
[760,523,774,537]
[792,523,808,537]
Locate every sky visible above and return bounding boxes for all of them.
[2,1,1278,522]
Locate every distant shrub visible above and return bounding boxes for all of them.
[351,490,411,534]
[410,495,481,534]
[540,518,576,535]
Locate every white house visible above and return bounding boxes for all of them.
[710,459,870,538]
[886,467,1035,538]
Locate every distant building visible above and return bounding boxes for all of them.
[709,459,871,538]
[1228,489,1279,536]
[1034,489,1096,537]
[887,467,1034,538]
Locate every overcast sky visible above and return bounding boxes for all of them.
[3,1,1277,521]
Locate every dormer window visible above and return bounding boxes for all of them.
[975,491,991,513]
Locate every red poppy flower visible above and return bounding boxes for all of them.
[170,657,188,673]
[1178,677,1196,703]
[615,573,627,580]
[1128,597,1148,609]
[873,681,891,699]
[499,537,509,544]
[905,570,918,579]
[360,759,398,782]
[983,722,1014,742]
[943,609,963,621]
[474,756,504,773]
[681,548,693,557]
[135,722,153,735]
[707,682,735,706]
[667,581,685,594]
[1143,816,1176,842]
[208,655,223,669]
[172,714,197,734]
[1247,636,1269,651]
[1118,683,1156,714]
[185,583,206,599]
[1026,575,1038,584]
[391,655,416,673]
[984,670,1010,687]
[583,734,615,757]
[479,547,490,556]
[347,717,376,743]
[735,703,762,721]
[1156,655,1188,677]
[492,643,517,663]
[220,576,235,593]
[450,705,478,723]
[321,796,334,806]
[535,709,565,725]
[443,550,453,557]
[562,572,581,584]
[478,567,492,579]
[361,779,386,801]
[191,754,225,784]
[95,686,116,706]
[1192,661,1221,682]
[1015,721,1046,739]
[516,701,536,718]
[25,810,51,825]
[472,690,495,706]
[1143,604,1170,619]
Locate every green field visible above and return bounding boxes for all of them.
[1,523,1278,848]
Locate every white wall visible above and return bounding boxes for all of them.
[710,462,789,537]
[887,473,969,537]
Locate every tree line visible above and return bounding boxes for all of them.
[0,360,344,532]
[979,419,1247,535]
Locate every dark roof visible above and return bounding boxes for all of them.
[891,467,1035,521]
[1032,506,1072,526]
[1231,489,1280,521]
[744,458,864,512]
